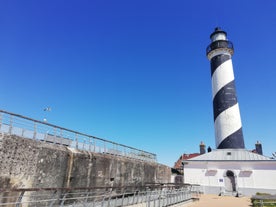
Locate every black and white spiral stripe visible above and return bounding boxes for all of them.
[210,53,245,149]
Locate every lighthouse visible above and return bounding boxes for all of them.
[183,28,276,197]
[206,27,245,149]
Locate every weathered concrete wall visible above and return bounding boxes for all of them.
[0,134,171,190]
[0,134,69,189]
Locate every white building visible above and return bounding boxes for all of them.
[182,28,276,196]
[184,149,276,196]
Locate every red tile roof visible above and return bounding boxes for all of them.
[173,153,200,169]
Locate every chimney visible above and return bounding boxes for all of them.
[200,141,206,154]
[255,141,263,155]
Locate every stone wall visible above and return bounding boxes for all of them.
[0,134,171,190]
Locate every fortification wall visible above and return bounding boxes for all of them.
[0,134,171,190]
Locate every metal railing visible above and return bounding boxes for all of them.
[0,110,157,163]
[0,184,198,207]
[253,200,276,207]
[251,194,276,207]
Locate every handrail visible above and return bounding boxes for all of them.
[0,109,157,162]
[0,184,197,207]
[0,183,191,193]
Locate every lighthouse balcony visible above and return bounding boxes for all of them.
[206,40,234,56]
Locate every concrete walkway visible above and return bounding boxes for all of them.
[183,194,252,207]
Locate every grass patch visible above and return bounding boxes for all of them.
[251,193,276,207]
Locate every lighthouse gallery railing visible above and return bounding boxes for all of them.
[0,109,157,163]
[206,40,234,55]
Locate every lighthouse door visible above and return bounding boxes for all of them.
[224,170,236,192]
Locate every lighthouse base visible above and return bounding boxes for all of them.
[217,128,245,149]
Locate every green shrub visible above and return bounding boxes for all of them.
[251,193,276,207]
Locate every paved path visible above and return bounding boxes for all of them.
[184,194,251,207]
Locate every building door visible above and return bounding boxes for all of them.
[224,170,236,192]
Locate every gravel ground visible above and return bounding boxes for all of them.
[183,194,251,207]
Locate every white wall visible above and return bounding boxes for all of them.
[184,161,276,196]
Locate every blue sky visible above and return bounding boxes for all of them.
[1,0,276,166]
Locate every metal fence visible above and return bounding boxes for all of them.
[0,185,198,207]
[251,194,276,207]
[0,110,156,163]
[252,200,276,207]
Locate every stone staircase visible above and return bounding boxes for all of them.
[220,191,242,197]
